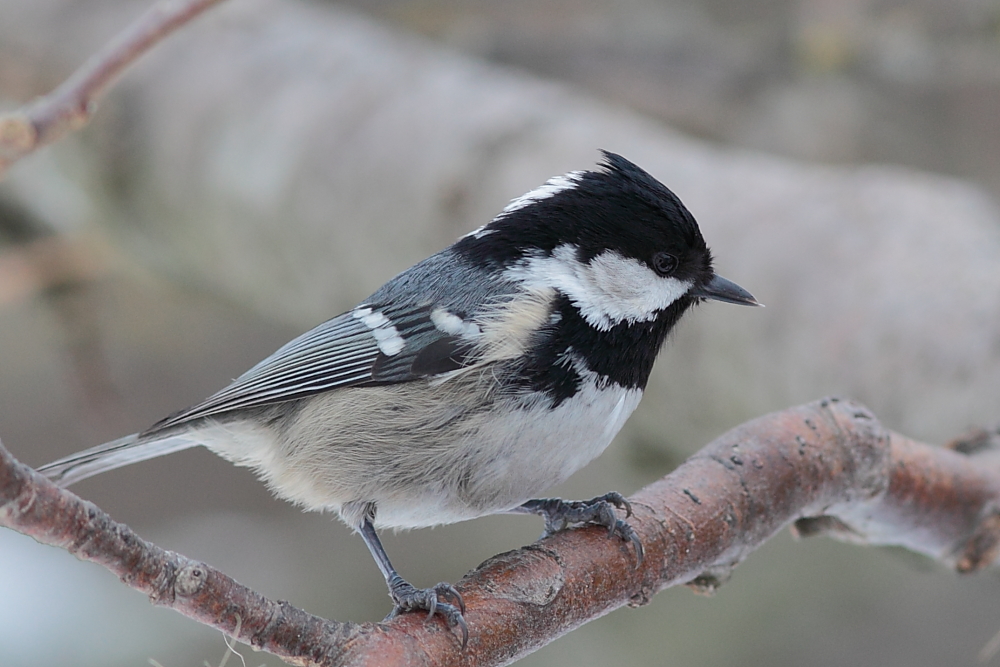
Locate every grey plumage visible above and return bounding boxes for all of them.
[40,247,633,529]
[38,247,601,527]
[36,153,758,637]
[38,432,200,487]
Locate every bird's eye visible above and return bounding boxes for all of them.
[652,252,678,276]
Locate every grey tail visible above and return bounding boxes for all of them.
[37,433,200,487]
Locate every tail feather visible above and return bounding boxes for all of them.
[38,433,200,487]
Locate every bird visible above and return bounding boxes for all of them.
[39,151,759,645]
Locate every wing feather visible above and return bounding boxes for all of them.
[143,303,475,434]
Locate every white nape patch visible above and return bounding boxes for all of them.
[504,244,693,330]
[500,171,585,215]
[430,307,481,339]
[461,170,583,240]
[352,306,405,356]
[460,225,496,240]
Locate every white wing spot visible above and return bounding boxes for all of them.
[430,308,481,339]
[352,307,405,356]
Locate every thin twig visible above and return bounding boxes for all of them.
[2,398,1000,666]
[0,0,228,177]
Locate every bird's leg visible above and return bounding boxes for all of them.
[513,492,644,563]
[357,516,468,646]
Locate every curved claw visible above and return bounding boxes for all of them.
[614,519,645,565]
[434,584,468,646]
[621,498,634,519]
[595,492,633,519]
[424,593,437,620]
[521,492,644,567]
[418,597,467,648]
[388,580,469,647]
[443,604,470,648]
[434,582,466,615]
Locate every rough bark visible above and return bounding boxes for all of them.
[3,398,998,666]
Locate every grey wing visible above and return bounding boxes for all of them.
[144,301,477,434]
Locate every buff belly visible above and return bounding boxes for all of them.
[198,371,642,530]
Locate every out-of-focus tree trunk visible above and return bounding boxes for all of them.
[1,0,999,453]
[4,399,1000,666]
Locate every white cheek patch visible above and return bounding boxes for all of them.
[584,249,693,323]
[504,244,692,330]
[352,307,405,356]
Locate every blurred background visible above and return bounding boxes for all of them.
[2,0,1000,665]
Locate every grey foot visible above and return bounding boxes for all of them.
[386,576,468,647]
[520,492,644,563]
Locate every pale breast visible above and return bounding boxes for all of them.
[199,368,643,530]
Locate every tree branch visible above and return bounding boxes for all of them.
[0,0,228,177]
[3,397,999,666]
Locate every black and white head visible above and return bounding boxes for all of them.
[458,153,753,325]
[449,150,758,395]
[458,151,755,322]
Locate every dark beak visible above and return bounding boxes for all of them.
[690,274,761,307]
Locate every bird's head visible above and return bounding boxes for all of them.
[457,151,759,333]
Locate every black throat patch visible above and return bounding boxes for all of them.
[510,293,695,405]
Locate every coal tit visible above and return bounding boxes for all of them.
[40,151,758,643]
